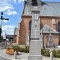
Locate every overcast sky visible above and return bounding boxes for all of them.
[0,0,60,36]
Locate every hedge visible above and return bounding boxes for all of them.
[41,48,60,58]
[7,44,60,58]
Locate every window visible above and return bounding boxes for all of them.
[52,19,56,24]
[58,21,60,34]
[58,21,60,45]
[29,21,32,32]
[32,0,38,6]
[29,20,32,41]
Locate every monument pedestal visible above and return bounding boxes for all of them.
[28,55,42,60]
[28,40,42,60]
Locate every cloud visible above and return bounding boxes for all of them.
[0,0,26,15]
[17,0,24,3]
[3,20,9,23]
[13,0,25,3]
[0,0,17,15]
[5,10,17,15]
[2,6,14,11]
[2,25,15,35]
[13,0,17,3]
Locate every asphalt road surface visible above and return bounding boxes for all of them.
[0,56,11,60]
[0,42,11,60]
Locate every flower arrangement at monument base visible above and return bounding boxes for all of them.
[6,44,20,55]
[6,46,14,55]
[6,44,29,55]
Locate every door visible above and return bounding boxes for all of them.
[58,21,60,45]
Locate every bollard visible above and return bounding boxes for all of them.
[50,50,53,60]
[14,51,17,59]
[12,51,17,60]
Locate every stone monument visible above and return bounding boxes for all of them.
[28,11,42,60]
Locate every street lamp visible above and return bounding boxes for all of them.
[0,12,9,42]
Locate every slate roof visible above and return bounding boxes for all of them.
[40,2,60,16]
[6,35,14,38]
[40,24,59,33]
[24,2,60,16]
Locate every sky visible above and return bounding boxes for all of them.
[0,0,60,36]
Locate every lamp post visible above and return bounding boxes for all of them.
[0,12,9,42]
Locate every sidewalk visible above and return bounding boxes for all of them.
[0,49,60,60]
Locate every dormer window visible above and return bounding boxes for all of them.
[32,0,38,6]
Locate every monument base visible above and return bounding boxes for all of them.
[28,55,42,60]
[28,40,42,60]
[29,40,42,55]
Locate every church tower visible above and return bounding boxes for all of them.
[23,0,41,15]
[27,0,41,6]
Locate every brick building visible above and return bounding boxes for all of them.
[14,28,18,43]
[16,0,60,47]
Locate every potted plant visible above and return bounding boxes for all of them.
[6,47,10,54]
[6,46,14,55]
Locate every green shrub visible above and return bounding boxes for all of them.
[52,49,57,57]
[19,45,29,53]
[6,44,29,53]
[52,49,60,58]
[41,48,45,55]
[44,49,50,57]
[41,49,60,58]
[56,53,60,58]
[24,45,29,53]
[41,48,50,57]
[19,47,25,52]
[55,50,60,58]
[12,45,20,52]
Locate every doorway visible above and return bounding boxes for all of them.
[58,21,60,45]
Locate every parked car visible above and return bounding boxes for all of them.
[56,45,60,49]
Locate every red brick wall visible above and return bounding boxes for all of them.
[16,16,60,45]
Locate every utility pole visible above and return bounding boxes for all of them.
[0,12,9,42]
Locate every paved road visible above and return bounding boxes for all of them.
[0,56,11,60]
[0,44,60,60]
[0,44,11,60]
